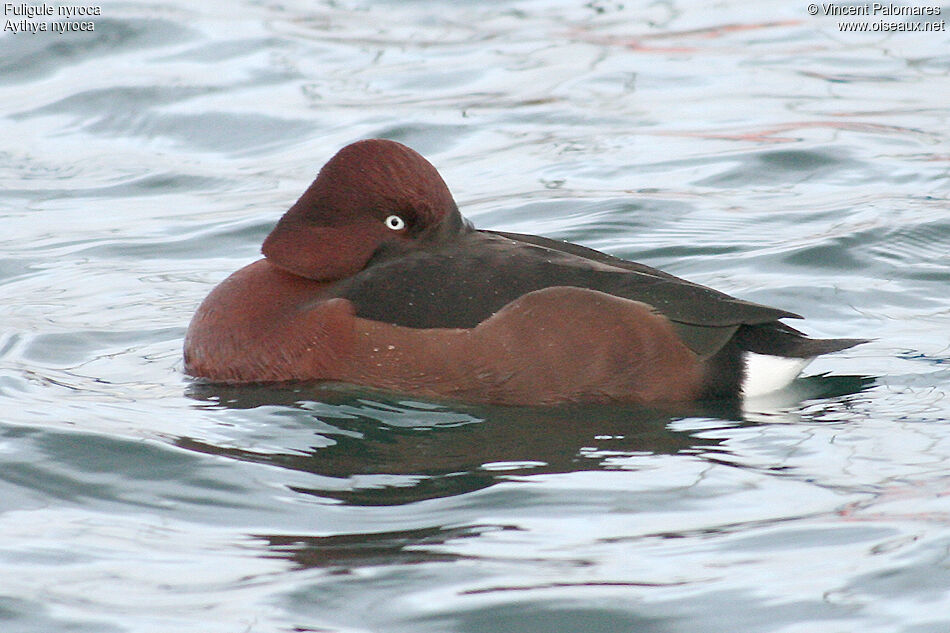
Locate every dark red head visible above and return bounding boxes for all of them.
[262,139,464,280]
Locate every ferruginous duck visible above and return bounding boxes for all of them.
[184,139,865,405]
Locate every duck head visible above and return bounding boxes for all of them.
[262,139,466,281]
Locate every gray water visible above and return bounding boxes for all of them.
[1,1,949,631]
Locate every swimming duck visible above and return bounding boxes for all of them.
[184,139,864,405]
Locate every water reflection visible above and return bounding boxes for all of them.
[257,524,497,571]
[180,377,875,607]
[179,391,731,505]
[181,375,872,507]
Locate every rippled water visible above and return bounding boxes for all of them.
[2,1,949,631]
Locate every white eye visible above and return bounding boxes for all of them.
[384,214,406,231]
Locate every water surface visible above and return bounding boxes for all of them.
[1,1,949,631]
